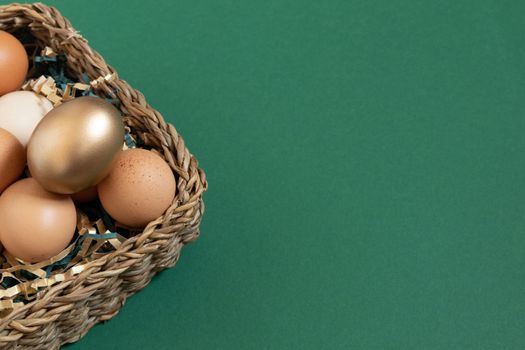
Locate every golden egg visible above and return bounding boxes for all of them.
[27,96,125,194]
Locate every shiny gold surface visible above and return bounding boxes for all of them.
[27,96,125,194]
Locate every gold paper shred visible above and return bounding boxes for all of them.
[47,93,62,106]
[4,252,20,270]
[42,46,57,57]
[0,263,87,306]
[0,272,20,285]
[3,271,63,300]
[69,237,94,265]
[0,299,23,310]
[1,245,75,275]
[73,82,90,91]
[0,284,26,299]
[90,73,117,88]
[95,219,107,233]
[40,81,54,95]
[63,84,73,98]
[22,72,117,108]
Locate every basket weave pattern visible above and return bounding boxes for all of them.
[0,3,207,349]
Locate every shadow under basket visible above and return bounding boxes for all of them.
[0,3,207,349]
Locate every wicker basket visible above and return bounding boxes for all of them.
[0,3,207,349]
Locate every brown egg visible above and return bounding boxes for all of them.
[72,186,98,203]
[98,149,176,228]
[0,128,26,193]
[0,31,28,96]
[0,178,76,262]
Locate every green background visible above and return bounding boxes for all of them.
[6,0,525,349]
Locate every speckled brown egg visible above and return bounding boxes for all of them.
[97,149,176,228]
[0,127,26,193]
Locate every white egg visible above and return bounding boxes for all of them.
[0,91,53,146]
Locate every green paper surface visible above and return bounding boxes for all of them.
[3,0,525,349]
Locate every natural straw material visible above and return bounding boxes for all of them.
[0,3,207,349]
